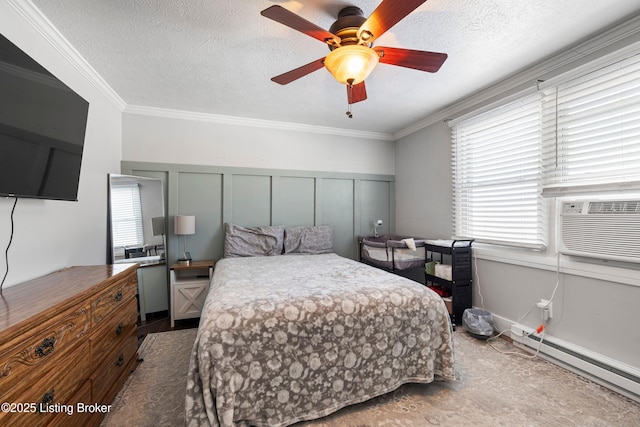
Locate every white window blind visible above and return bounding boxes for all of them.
[110,183,144,248]
[542,53,640,196]
[451,94,547,249]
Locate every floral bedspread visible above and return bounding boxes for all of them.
[185,254,455,427]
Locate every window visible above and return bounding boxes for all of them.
[542,53,640,195]
[451,49,640,249]
[110,183,144,248]
[450,93,547,249]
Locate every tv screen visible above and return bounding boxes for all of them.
[0,33,89,201]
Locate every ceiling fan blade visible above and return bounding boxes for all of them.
[271,57,326,85]
[374,46,447,72]
[347,82,367,104]
[261,5,340,45]
[358,0,428,43]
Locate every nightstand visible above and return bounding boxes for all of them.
[170,260,215,327]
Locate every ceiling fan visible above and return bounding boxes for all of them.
[261,0,448,116]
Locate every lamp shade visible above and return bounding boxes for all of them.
[174,215,195,235]
[324,45,379,85]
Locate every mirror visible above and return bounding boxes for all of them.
[108,174,166,265]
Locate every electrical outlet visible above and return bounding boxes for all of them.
[537,299,553,320]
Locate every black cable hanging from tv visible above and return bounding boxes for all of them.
[0,197,18,293]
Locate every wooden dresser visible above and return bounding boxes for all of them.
[0,263,139,427]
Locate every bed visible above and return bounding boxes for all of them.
[185,224,455,427]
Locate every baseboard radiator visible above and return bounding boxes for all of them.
[511,323,640,403]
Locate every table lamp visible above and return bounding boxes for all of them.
[174,215,195,263]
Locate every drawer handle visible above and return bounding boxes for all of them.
[38,389,55,411]
[115,323,124,336]
[116,354,124,367]
[114,290,124,302]
[34,337,56,358]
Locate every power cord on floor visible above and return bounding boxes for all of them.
[474,247,562,360]
[486,307,547,359]
[473,249,485,310]
[0,197,18,293]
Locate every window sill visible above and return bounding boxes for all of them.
[473,243,640,288]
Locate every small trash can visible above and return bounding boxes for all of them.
[462,308,494,340]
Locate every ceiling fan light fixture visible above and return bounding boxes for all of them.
[324,45,379,85]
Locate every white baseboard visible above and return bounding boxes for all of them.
[509,322,640,403]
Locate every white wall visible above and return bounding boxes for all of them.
[122,112,395,175]
[0,2,123,288]
[394,16,640,378]
[395,119,640,374]
[395,121,451,238]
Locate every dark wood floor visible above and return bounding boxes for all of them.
[137,311,199,346]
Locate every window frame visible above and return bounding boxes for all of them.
[450,93,547,250]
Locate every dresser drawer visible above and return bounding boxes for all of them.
[0,341,91,427]
[92,329,138,404]
[91,297,137,369]
[91,270,137,328]
[0,302,90,396]
[49,380,95,427]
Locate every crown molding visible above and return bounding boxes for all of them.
[123,105,394,141]
[393,13,640,141]
[8,0,389,140]
[8,0,126,111]
[7,0,391,142]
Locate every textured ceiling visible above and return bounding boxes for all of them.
[28,0,640,137]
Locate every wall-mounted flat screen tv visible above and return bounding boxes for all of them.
[0,33,89,201]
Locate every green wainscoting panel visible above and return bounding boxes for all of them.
[232,174,272,227]
[176,172,224,261]
[320,178,355,258]
[121,161,394,263]
[128,169,168,190]
[358,180,392,237]
[274,176,316,226]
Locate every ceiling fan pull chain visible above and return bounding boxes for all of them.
[346,81,354,118]
[346,105,353,118]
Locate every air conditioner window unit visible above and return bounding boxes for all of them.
[558,200,640,263]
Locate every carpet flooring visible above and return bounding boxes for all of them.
[101,328,640,427]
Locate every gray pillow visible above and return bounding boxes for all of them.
[223,223,285,257]
[284,225,334,254]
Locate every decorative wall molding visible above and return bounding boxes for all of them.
[121,161,396,262]
[15,0,640,143]
[394,14,640,141]
[123,105,394,141]
[8,0,127,110]
[9,0,390,141]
